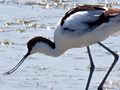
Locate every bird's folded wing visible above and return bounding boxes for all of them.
[63,8,107,32]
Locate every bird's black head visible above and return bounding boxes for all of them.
[27,36,55,55]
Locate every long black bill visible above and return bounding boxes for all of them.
[3,52,30,75]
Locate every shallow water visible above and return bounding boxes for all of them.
[0,0,120,90]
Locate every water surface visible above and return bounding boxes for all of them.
[0,0,120,90]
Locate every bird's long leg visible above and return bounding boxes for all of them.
[97,42,119,90]
[85,46,95,90]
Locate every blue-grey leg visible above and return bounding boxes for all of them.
[98,42,119,90]
[86,46,95,90]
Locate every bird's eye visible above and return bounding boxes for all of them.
[63,28,69,30]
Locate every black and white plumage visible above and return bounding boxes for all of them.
[4,5,120,90]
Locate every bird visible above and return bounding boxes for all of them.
[3,5,120,90]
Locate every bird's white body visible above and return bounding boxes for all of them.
[31,7,120,57]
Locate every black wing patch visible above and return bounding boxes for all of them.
[86,8,120,27]
[86,13,109,27]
